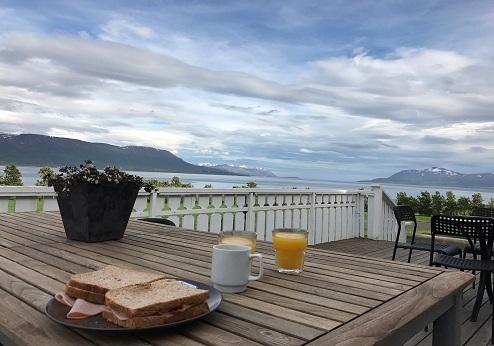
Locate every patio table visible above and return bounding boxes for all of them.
[0,212,473,346]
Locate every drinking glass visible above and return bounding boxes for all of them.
[272,229,308,274]
[218,231,257,252]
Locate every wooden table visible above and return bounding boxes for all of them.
[0,212,474,346]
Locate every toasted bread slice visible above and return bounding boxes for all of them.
[68,266,165,295]
[102,302,209,328]
[105,279,209,318]
[64,284,106,305]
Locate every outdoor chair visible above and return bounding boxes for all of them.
[430,215,494,342]
[139,218,176,227]
[463,207,494,258]
[462,208,494,288]
[392,205,462,263]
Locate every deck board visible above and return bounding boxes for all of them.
[317,237,493,346]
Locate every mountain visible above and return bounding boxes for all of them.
[0,133,238,175]
[199,163,277,177]
[366,167,494,189]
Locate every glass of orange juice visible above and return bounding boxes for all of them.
[218,231,257,252]
[272,229,308,274]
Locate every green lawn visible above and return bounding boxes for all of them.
[415,214,431,223]
[408,214,431,236]
[364,211,431,237]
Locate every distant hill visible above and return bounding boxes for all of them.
[0,133,238,175]
[365,167,494,189]
[199,163,277,177]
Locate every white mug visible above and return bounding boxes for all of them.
[211,244,263,293]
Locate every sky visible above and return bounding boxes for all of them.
[0,0,493,180]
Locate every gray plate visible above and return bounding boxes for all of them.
[45,280,222,331]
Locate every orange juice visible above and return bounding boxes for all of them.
[272,230,308,273]
[218,231,257,252]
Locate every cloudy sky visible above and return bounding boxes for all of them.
[1,1,493,180]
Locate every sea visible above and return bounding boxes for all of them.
[9,166,494,201]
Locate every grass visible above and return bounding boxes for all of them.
[408,214,431,236]
[364,211,431,237]
[7,198,14,212]
[415,214,431,223]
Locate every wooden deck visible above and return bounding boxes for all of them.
[316,238,493,346]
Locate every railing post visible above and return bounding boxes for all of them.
[148,190,157,217]
[0,196,9,213]
[246,192,254,232]
[400,221,408,243]
[369,185,384,240]
[359,193,365,238]
[367,193,374,239]
[309,192,316,245]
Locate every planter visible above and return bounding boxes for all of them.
[56,182,140,242]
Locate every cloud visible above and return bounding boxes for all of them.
[1,2,494,180]
[421,135,456,145]
[1,32,493,128]
[0,33,297,102]
[100,19,155,40]
[303,49,494,123]
[469,146,489,153]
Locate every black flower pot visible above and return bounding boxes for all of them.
[56,182,140,242]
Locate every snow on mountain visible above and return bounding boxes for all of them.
[367,167,494,189]
[197,163,276,177]
[425,167,459,176]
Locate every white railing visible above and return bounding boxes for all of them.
[367,185,403,242]
[0,186,59,213]
[0,186,373,245]
[132,188,366,245]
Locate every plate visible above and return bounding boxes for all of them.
[45,279,222,331]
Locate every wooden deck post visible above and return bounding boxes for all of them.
[368,185,384,240]
[309,192,317,245]
[148,190,157,217]
[400,221,409,243]
[246,192,254,232]
[358,193,365,238]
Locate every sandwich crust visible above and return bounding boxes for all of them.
[105,279,209,318]
[102,302,209,328]
[67,266,165,295]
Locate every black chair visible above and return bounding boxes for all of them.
[430,215,494,338]
[139,218,176,226]
[463,207,494,258]
[392,205,462,263]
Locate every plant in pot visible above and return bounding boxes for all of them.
[45,161,154,242]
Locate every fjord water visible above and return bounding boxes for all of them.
[14,166,494,200]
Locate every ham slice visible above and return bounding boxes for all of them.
[55,292,107,319]
[55,292,75,307]
[108,307,130,321]
[66,299,108,319]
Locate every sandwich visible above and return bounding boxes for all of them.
[55,266,166,319]
[64,265,165,304]
[54,267,211,327]
[102,279,209,328]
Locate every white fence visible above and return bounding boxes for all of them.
[367,185,401,242]
[0,185,398,244]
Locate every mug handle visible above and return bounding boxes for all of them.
[248,253,263,281]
